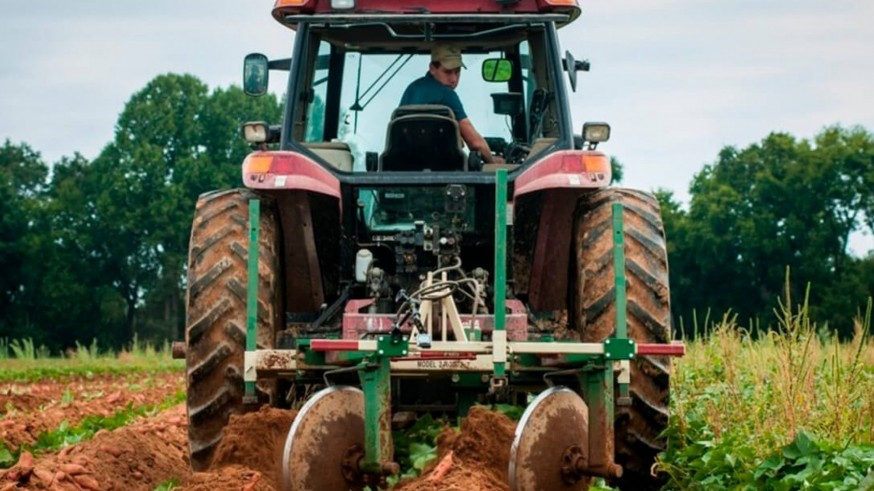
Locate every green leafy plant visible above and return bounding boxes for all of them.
[391,413,444,481]
[658,283,874,489]
[0,390,185,469]
[153,478,179,491]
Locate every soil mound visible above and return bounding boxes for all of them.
[394,406,516,491]
[182,464,275,491]
[185,406,297,490]
[2,399,521,491]
[0,404,189,490]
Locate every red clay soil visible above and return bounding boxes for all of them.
[0,404,190,490]
[0,400,518,491]
[394,406,516,491]
[0,372,184,451]
[184,406,298,491]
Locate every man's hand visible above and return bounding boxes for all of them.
[458,118,503,164]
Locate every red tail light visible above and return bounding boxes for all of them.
[242,151,341,198]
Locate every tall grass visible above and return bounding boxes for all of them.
[0,335,183,381]
[660,278,874,489]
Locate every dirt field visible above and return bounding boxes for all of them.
[0,373,517,491]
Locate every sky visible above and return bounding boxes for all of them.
[2,0,873,251]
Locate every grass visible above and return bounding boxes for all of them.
[0,336,182,382]
[659,279,874,490]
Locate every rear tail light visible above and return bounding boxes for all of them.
[514,150,611,196]
[242,151,341,198]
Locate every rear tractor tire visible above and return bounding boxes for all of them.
[573,188,672,490]
[184,188,282,471]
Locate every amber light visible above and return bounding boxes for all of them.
[273,0,316,15]
[580,152,610,173]
[242,152,309,175]
[556,151,608,173]
[536,0,581,21]
[244,154,274,174]
[274,0,313,6]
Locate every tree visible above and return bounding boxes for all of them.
[29,153,119,348]
[669,126,874,337]
[0,141,48,341]
[610,156,623,184]
[85,74,283,347]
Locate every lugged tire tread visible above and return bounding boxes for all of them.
[184,188,280,471]
[573,188,672,490]
[187,342,233,384]
[188,258,233,299]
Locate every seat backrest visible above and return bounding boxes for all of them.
[379,105,466,172]
[391,104,456,120]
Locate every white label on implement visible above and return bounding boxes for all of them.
[275,176,287,187]
[568,175,581,186]
[244,352,257,382]
[492,330,508,363]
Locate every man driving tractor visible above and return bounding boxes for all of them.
[400,44,505,164]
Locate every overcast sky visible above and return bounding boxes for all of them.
[2,1,873,251]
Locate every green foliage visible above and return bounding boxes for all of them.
[0,341,182,382]
[754,432,874,490]
[609,156,623,184]
[391,413,445,483]
[489,403,524,421]
[153,479,179,491]
[660,126,874,338]
[0,141,49,343]
[0,445,13,468]
[659,288,874,489]
[0,75,281,351]
[0,390,185,469]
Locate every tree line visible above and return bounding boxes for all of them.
[1,73,873,351]
[0,74,282,351]
[658,127,874,337]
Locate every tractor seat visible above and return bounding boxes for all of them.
[379,105,467,172]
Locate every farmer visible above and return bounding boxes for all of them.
[400,44,505,164]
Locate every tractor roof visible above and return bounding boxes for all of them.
[272,0,581,29]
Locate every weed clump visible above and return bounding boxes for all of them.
[659,275,874,489]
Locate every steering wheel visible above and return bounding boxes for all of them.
[503,141,531,164]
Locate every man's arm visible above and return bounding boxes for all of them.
[458,118,505,164]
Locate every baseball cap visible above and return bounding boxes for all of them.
[431,44,466,70]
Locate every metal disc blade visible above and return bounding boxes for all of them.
[509,386,590,491]
[282,385,365,491]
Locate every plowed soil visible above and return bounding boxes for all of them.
[0,373,518,491]
[0,372,184,451]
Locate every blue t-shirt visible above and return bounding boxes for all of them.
[399,72,468,121]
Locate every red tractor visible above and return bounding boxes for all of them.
[180,1,683,489]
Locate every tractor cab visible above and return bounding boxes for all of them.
[241,0,604,175]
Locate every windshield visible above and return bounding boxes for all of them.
[299,34,542,172]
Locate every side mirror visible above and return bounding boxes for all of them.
[243,53,269,96]
[482,59,513,83]
[564,51,591,92]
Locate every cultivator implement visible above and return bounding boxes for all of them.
[236,171,685,490]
